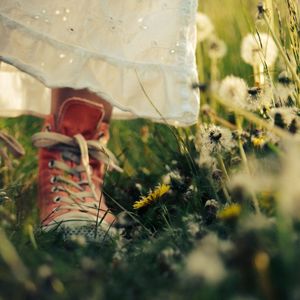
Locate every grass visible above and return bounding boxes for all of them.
[1,0,300,299]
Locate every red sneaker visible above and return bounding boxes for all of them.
[32,98,121,240]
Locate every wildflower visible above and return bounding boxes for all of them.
[160,247,176,260]
[219,75,248,108]
[246,85,273,112]
[275,71,296,106]
[277,51,297,74]
[270,107,299,131]
[162,170,181,185]
[208,36,227,59]
[37,264,53,279]
[133,184,170,209]
[241,33,278,67]
[187,222,200,237]
[217,204,242,220]
[205,199,219,224]
[251,136,266,148]
[196,13,214,42]
[185,233,231,283]
[240,214,275,231]
[229,159,276,201]
[196,124,236,167]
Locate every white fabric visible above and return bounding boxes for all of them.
[0,0,199,126]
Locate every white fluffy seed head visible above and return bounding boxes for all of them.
[241,33,278,66]
[270,107,299,129]
[219,75,248,108]
[208,36,227,59]
[196,13,214,43]
[196,124,236,168]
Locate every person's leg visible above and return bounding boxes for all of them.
[51,88,113,123]
[33,87,118,240]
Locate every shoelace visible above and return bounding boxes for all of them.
[0,131,25,163]
[32,131,122,223]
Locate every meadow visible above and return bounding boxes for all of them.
[0,0,300,299]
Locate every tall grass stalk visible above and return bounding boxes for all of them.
[214,94,292,140]
[264,0,275,32]
[263,13,300,97]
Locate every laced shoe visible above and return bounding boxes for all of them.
[32,97,122,241]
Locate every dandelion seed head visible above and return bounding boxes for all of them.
[196,124,235,151]
[210,81,221,94]
[208,36,227,59]
[270,107,299,130]
[278,51,297,74]
[241,214,275,231]
[186,233,231,283]
[274,72,296,105]
[219,75,248,108]
[162,170,181,185]
[241,33,278,67]
[246,85,272,112]
[205,199,219,210]
[38,265,53,279]
[160,247,176,259]
[196,124,236,167]
[196,13,214,42]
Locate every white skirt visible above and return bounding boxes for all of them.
[0,0,199,126]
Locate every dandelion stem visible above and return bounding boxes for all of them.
[253,63,265,87]
[236,115,261,214]
[203,107,237,130]
[222,184,232,203]
[216,154,232,203]
[264,0,275,32]
[217,154,230,182]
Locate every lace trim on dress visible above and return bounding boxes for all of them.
[0,0,199,126]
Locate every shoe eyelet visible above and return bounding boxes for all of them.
[53,196,61,203]
[97,132,104,139]
[51,186,58,193]
[48,160,55,168]
[50,176,57,184]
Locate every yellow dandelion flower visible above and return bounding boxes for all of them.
[217,204,241,220]
[133,184,170,210]
[252,136,266,148]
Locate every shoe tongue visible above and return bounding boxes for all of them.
[56,98,104,139]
